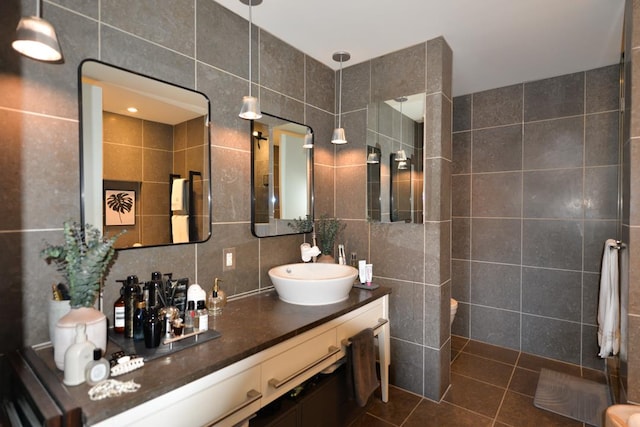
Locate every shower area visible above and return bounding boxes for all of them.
[450,62,623,375]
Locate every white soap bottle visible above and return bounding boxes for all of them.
[63,323,96,386]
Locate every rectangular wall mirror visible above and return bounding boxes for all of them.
[79,59,212,249]
[366,94,424,223]
[251,113,314,237]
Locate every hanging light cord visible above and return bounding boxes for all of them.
[337,58,343,128]
[248,0,253,98]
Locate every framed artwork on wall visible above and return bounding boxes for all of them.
[105,189,136,226]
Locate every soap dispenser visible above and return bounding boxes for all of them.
[63,323,96,386]
[208,278,227,316]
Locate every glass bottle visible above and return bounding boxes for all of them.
[113,281,125,334]
[85,348,110,385]
[208,278,227,316]
[133,300,146,341]
[184,300,195,332]
[143,306,162,348]
[196,300,208,331]
[124,275,140,338]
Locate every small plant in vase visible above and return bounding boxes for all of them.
[315,215,346,263]
[41,221,123,370]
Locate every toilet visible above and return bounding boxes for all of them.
[450,298,458,326]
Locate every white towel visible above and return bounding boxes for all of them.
[171,178,187,211]
[172,215,189,243]
[597,238,620,358]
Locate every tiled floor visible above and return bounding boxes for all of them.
[350,335,608,427]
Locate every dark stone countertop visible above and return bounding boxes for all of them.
[29,286,390,425]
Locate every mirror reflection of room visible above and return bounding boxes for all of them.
[251,113,313,237]
[80,60,212,249]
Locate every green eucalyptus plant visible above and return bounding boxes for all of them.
[315,215,346,255]
[41,221,123,308]
[288,215,314,234]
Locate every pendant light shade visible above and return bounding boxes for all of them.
[238,0,262,120]
[367,151,380,164]
[395,149,408,162]
[12,1,63,63]
[395,96,407,161]
[398,160,408,170]
[331,51,350,144]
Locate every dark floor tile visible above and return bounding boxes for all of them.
[404,399,493,427]
[451,352,514,387]
[451,334,468,353]
[462,339,519,365]
[496,391,583,427]
[508,367,539,397]
[365,385,422,426]
[582,367,607,384]
[517,352,582,377]
[443,373,505,418]
[348,412,396,427]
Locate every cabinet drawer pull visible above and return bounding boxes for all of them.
[209,389,261,426]
[268,345,340,389]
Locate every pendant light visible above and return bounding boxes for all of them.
[366,147,380,164]
[238,0,262,120]
[303,129,314,149]
[331,51,350,144]
[395,97,408,162]
[12,0,63,63]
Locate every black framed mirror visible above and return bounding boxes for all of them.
[79,59,212,249]
[251,112,314,237]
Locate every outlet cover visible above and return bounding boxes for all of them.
[223,247,236,271]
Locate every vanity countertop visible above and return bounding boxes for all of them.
[25,286,390,425]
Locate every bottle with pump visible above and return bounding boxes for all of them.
[63,323,95,386]
[146,271,165,310]
[133,300,146,341]
[124,275,140,338]
[85,348,110,385]
[208,278,227,316]
[196,300,208,331]
[113,281,126,334]
[143,305,162,348]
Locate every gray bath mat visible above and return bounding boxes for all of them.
[534,368,610,427]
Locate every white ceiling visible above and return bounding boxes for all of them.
[214,0,625,97]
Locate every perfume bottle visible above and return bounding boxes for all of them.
[208,278,227,316]
[85,348,110,385]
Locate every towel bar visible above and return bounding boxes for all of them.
[609,240,625,250]
[341,318,388,347]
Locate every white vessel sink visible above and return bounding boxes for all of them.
[268,263,358,306]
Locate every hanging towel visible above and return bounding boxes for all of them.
[347,328,379,407]
[172,215,189,243]
[597,239,620,358]
[171,178,187,211]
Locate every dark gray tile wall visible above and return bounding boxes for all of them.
[451,65,620,371]
[0,0,335,353]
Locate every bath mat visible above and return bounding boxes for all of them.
[534,368,610,427]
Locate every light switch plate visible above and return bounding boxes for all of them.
[223,247,236,271]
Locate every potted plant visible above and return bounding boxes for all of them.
[41,221,123,370]
[315,215,346,262]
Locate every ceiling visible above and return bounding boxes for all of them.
[214,0,625,97]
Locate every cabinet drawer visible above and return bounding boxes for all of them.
[336,300,384,358]
[261,329,338,405]
[97,364,262,427]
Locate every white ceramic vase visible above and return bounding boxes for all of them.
[54,307,107,370]
[48,299,70,345]
[316,254,336,263]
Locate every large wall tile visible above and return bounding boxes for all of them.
[471,262,521,311]
[583,220,617,273]
[341,61,371,113]
[335,165,366,219]
[585,111,620,166]
[102,0,194,56]
[453,95,472,132]
[370,223,425,283]
[472,84,523,128]
[522,220,583,270]
[471,219,521,264]
[521,315,581,364]
[305,55,335,113]
[452,260,471,303]
[585,166,619,219]
[582,272,600,325]
[524,72,584,121]
[523,169,583,219]
[426,36,453,98]
[472,172,522,218]
[260,30,305,101]
[586,64,620,114]
[452,218,471,260]
[390,338,424,396]
[582,325,605,370]
[383,279,424,344]
[472,125,522,173]
[522,267,582,322]
[371,43,426,103]
[424,343,450,400]
[452,132,471,174]
[470,305,520,350]
[452,174,470,217]
[523,116,584,170]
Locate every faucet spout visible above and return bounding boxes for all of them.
[300,243,321,262]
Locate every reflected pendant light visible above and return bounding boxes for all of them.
[331,51,350,144]
[238,0,262,120]
[303,129,314,149]
[12,0,63,63]
[366,147,379,164]
[395,96,408,162]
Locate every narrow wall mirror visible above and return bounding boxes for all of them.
[79,59,212,249]
[251,112,314,237]
[366,94,424,223]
